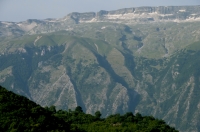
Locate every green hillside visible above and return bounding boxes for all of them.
[0,85,70,132]
[1,18,200,132]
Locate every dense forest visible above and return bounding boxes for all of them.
[0,85,178,132]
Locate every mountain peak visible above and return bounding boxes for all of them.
[64,5,200,23]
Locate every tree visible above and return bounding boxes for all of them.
[135,112,142,122]
[49,105,56,114]
[75,106,83,113]
[95,111,101,120]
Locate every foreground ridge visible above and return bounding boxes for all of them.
[0,86,178,131]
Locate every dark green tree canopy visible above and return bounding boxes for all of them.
[0,86,178,132]
[75,106,83,113]
[95,111,102,119]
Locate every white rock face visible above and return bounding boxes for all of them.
[0,67,13,83]
[34,36,42,46]
[17,48,27,53]
[17,22,37,31]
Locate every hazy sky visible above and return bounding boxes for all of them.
[0,0,200,22]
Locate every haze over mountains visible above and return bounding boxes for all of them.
[1,5,200,131]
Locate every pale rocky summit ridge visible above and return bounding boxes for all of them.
[66,5,200,23]
[1,5,200,36]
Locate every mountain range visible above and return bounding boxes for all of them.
[0,5,200,131]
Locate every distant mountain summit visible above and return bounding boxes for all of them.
[1,5,200,37]
[66,5,200,23]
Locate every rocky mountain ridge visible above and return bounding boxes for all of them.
[1,5,200,37]
[67,5,200,23]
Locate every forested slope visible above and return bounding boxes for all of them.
[0,86,177,132]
